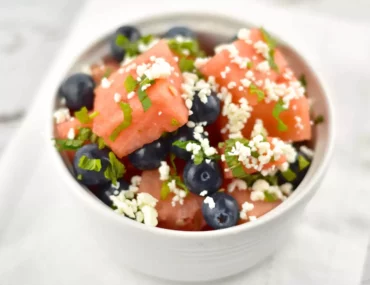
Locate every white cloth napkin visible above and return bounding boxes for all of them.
[1,1,370,284]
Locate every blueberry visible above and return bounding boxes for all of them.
[95,179,130,206]
[129,138,170,170]
[189,92,221,125]
[110,25,141,61]
[163,26,195,39]
[58,73,95,111]
[171,126,195,160]
[277,150,312,189]
[73,144,111,186]
[202,192,239,229]
[183,160,223,195]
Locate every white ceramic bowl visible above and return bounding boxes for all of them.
[48,13,334,282]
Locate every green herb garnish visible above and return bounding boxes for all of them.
[54,138,85,151]
[124,74,138,92]
[260,27,279,72]
[102,68,112,79]
[171,118,180,127]
[77,174,82,180]
[281,168,297,182]
[314,115,324,125]
[104,151,126,186]
[250,83,265,102]
[170,153,177,174]
[272,99,288,132]
[298,155,310,171]
[160,182,171,200]
[299,74,307,88]
[137,85,152,112]
[115,34,139,57]
[247,61,253,69]
[179,57,195,72]
[168,39,204,58]
[224,138,250,178]
[264,191,278,202]
[172,139,218,165]
[78,155,102,172]
[109,102,133,141]
[75,107,99,124]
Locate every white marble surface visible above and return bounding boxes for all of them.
[0,0,369,283]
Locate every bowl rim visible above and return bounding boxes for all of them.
[48,12,335,239]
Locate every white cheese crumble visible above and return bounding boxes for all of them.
[254,41,269,59]
[252,179,270,192]
[200,190,208,197]
[167,179,187,207]
[127,91,135,99]
[256,61,270,73]
[194,57,210,69]
[158,111,162,116]
[114,92,122,103]
[138,38,160,53]
[251,119,268,137]
[101,77,111,88]
[158,161,170,181]
[294,116,304,131]
[237,28,251,41]
[300,145,314,159]
[67,128,75,140]
[240,201,254,220]
[249,216,257,221]
[280,183,293,196]
[53,108,71,124]
[136,57,172,81]
[227,179,247,193]
[204,196,216,209]
[227,81,237,89]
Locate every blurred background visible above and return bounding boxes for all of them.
[0,0,370,155]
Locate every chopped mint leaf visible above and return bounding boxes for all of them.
[97,137,106,149]
[115,34,129,48]
[75,107,91,124]
[247,61,253,69]
[54,139,85,151]
[76,127,92,141]
[218,142,225,148]
[137,86,152,112]
[299,74,307,88]
[78,155,102,172]
[139,34,154,45]
[89,111,99,120]
[272,99,288,132]
[250,83,265,102]
[77,174,82,180]
[314,115,324,125]
[168,38,204,57]
[260,27,277,49]
[298,155,310,171]
[174,176,189,195]
[264,191,278,202]
[281,168,297,182]
[193,152,204,165]
[267,49,279,72]
[110,102,133,141]
[170,153,177,174]
[102,68,112,79]
[171,118,180,126]
[179,57,195,72]
[160,182,171,200]
[172,140,197,149]
[104,151,125,186]
[224,138,250,178]
[124,74,138,93]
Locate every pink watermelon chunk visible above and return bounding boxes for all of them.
[93,40,188,158]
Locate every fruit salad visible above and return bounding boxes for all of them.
[53,25,319,231]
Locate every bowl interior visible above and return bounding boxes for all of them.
[52,13,332,235]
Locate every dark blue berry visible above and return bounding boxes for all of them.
[189,92,221,125]
[110,25,141,62]
[95,179,130,206]
[202,192,239,229]
[277,150,312,189]
[73,144,111,186]
[171,126,195,160]
[128,138,170,170]
[58,73,95,111]
[183,160,223,195]
[163,26,195,39]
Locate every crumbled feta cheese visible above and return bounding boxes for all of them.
[187,121,196,128]
[227,81,237,89]
[141,83,151,91]
[300,145,314,158]
[252,179,270,192]
[204,196,216,209]
[251,119,268,137]
[137,192,158,208]
[167,179,187,207]
[280,183,293,196]
[194,57,210,69]
[138,38,159,53]
[114,92,122,103]
[250,191,265,201]
[294,116,304,130]
[81,64,92,75]
[127,91,135,99]
[67,128,75,140]
[141,205,159,226]
[101,77,111,88]
[256,61,270,73]
[53,108,71,124]
[158,111,162,116]
[240,78,251,88]
[278,161,289,172]
[227,179,247,193]
[254,41,269,59]
[200,190,208,197]
[158,161,170,181]
[237,28,251,41]
[249,216,257,221]
[240,201,254,220]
